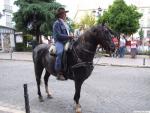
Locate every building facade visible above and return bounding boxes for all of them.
[138,7,150,38]
[0,0,15,52]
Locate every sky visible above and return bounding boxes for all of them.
[56,0,150,19]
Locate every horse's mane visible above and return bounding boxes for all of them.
[77,26,96,44]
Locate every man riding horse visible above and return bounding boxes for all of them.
[33,13,115,112]
[52,7,73,80]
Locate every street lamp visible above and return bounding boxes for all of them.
[92,6,102,17]
[97,7,102,17]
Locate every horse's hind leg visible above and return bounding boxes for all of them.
[34,64,44,102]
[44,70,52,99]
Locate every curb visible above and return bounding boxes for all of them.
[95,63,150,68]
[1,58,150,68]
[0,59,32,62]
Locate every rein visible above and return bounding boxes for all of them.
[81,48,95,54]
[71,42,94,69]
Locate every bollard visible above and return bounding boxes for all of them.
[23,84,30,113]
[9,48,13,60]
[143,58,145,65]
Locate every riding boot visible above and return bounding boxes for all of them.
[57,72,66,81]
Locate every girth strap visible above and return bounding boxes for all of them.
[72,62,93,69]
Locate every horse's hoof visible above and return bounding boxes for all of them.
[39,97,44,102]
[75,104,82,113]
[47,95,53,99]
[76,108,82,113]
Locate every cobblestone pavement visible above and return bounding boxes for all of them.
[0,60,150,113]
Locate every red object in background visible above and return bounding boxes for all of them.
[126,41,131,46]
[112,37,119,47]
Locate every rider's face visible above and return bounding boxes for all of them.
[60,12,67,20]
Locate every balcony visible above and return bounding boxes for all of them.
[3,5,13,13]
[6,22,13,28]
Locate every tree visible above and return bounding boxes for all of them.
[80,13,96,28]
[13,0,62,43]
[138,28,144,40]
[97,0,142,35]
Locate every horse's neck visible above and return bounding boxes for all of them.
[75,38,97,62]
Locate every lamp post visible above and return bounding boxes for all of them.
[92,6,102,17]
[97,7,102,17]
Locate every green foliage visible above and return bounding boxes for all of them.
[13,0,62,42]
[66,17,75,33]
[138,28,144,39]
[15,34,33,51]
[80,13,96,28]
[97,0,142,35]
[15,43,25,51]
[23,34,33,42]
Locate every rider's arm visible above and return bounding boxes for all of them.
[53,22,71,42]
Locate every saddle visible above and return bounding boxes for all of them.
[49,41,74,79]
[49,41,73,56]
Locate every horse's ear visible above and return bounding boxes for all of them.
[102,22,105,26]
[92,26,97,33]
[91,27,98,36]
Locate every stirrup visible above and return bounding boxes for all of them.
[57,74,66,81]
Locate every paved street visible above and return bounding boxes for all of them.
[0,60,150,113]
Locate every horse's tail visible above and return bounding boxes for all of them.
[32,44,50,63]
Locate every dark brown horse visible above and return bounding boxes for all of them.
[33,24,115,113]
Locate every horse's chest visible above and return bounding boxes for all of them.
[73,64,94,80]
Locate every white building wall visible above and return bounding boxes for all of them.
[138,7,150,38]
[10,33,15,48]
[0,0,14,28]
[0,0,5,26]
[0,0,16,52]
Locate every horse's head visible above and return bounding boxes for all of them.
[93,24,115,52]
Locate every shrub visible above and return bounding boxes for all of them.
[15,43,25,51]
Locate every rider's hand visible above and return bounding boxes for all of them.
[69,35,74,39]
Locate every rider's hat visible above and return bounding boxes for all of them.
[56,7,69,18]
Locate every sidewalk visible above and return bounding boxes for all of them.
[0,52,150,68]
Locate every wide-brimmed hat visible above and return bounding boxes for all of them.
[56,7,69,18]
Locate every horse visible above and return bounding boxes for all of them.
[32,24,115,113]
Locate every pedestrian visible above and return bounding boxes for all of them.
[112,36,119,57]
[52,7,73,80]
[130,37,137,58]
[118,34,126,58]
[74,25,84,38]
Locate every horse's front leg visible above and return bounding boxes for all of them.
[44,70,52,99]
[74,80,83,113]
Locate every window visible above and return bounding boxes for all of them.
[6,15,11,22]
[4,0,10,5]
[140,8,145,14]
[140,19,144,27]
[147,18,150,27]
[147,30,150,37]
[0,36,2,50]
[148,8,150,14]
[6,15,12,27]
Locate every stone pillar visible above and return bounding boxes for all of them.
[3,33,10,52]
[0,33,4,52]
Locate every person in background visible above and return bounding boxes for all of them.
[118,34,126,58]
[74,25,84,38]
[52,7,73,80]
[112,36,119,57]
[130,37,137,58]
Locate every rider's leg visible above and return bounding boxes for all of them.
[55,42,65,80]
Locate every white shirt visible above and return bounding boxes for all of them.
[131,40,137,48]
[120,37,126,47]
[59,18,70,35]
